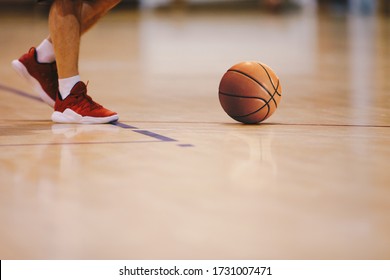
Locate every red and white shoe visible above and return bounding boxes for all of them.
[11,47,58,107]
[51,81,119,124]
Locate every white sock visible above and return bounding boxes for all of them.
[59,75,81,99]
[36,39,55,63]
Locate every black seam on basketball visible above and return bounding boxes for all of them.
[228,69,278,107]
[257,63,276,90]
[255,64,280,107]
[219,91,267,100]
[219,91,270,119]
[257,63,281,97]
[235,102,270,122]
[275,79,281,97]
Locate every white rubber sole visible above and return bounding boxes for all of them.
[11,59,55,108]
[52,108,119,124]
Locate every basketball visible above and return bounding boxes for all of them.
[218,61,282,124]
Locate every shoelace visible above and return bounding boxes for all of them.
[71,82,103,111]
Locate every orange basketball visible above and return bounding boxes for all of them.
[218,61,282,124]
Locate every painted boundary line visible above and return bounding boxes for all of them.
[0,82,194,147]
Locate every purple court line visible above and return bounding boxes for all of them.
[0,82,193,147]
[177,144,194,147]
[133,130,177,142]
[0,140,160,148]
[111,122,177,142]
[0,83,43,103]
[111,121,138,129]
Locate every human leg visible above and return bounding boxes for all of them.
[44,0,122,56]
[12,0,122,107]
[79,0,122,35]
[50,0,121,96]
[49,0,119,123]
[49,0,83,79]
[11,0,83,105]
[37,0,121,64]
[12,0,120,123]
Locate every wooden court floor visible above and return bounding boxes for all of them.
[0,6,389,259]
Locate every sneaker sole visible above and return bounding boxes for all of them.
[11,59,56,108]
[52,108,119,124]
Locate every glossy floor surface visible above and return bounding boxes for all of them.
[0,4,389,259]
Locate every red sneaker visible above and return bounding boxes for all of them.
[51,81,119,124]
[12,48,57,107]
